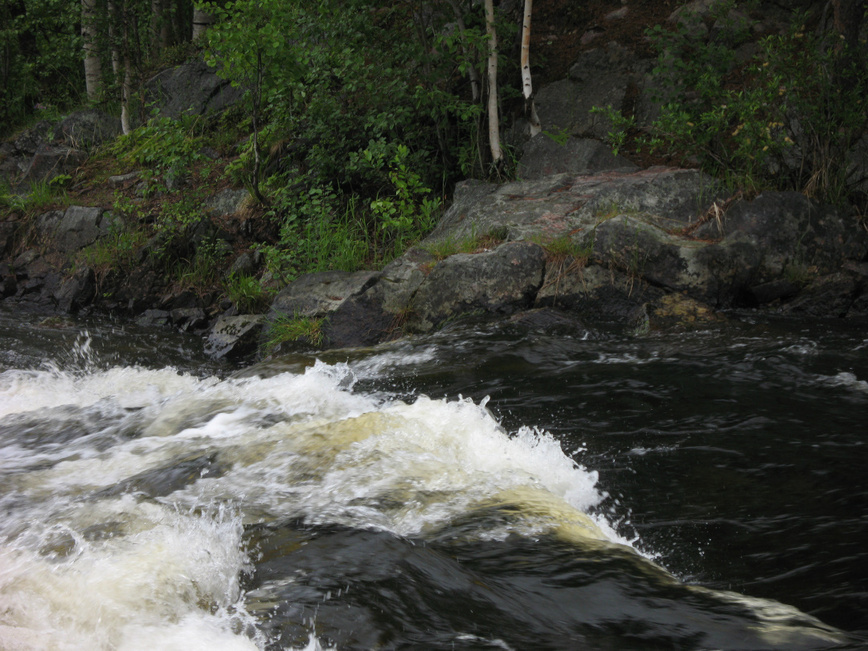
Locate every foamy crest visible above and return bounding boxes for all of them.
[0,499,258,651]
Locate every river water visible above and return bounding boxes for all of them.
[1,306,866,650]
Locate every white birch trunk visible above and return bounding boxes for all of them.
[521,0,541,136]
[81,0,103,99]
[484,0,502,166]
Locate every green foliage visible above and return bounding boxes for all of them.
[224,272,272,313]
[175,236,230,288]
[0,0,83,136]
[264,313,324,353]
[589,106,635,156]
[641,6,868,201]
[542,126,571,146]
[259,187,371,282]
[2,177,70,214]
[365,142,442,252]
[110,116,206,179]
[198,0,522,285]
[77,225,146,273]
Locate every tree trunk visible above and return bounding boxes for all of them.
[520,0,541,136]
[446,0,480,102]
[108,0,121,80]
[484,0,502,167]
[81,0,102,99]
[192,7,214,40]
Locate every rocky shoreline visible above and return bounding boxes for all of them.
[3,3,867,362]
[3,158,867,362]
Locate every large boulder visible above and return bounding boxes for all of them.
[407,241,547,333]
[145,61,244,119]
[323,247,435,347]
[19,145,87,187]
[205,314,267,360]
[37,206,122,253]
[52,109,121,150]
[427,167,726,246]
[534,42,650,141]
[270,270,380,319]
[518,135,638,180]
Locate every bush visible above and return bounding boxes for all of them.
[624,5,868,202]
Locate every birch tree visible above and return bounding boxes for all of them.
[520,0,541,136]
[81,0,103,99]
[484,0,502,167]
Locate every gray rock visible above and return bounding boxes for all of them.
[145,60,244,119]
[779,272,863,318]
[407,241,546,332]
[320,247,436,348]
[227,251,261,278]
[518,135,638,180]
[20,145,87,186]
[50,206,117,253]
[426,167,725,246]
[52,109,121,150]
[270,270,380,319]
[171,307,209,332]
[136,309,172,327]
[535,262,662,323]
[55,267,96,313]
[206,188,250,217]
[205,314,266,360]
[108,171,142,187]
[535,42,650,141]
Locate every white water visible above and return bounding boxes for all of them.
[0,357,614,650]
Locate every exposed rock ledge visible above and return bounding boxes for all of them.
[3,164,867,361]
[244,165,867,358]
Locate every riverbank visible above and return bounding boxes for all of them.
[2,0,866,363]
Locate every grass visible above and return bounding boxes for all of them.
[423,226,508,261]
[264,313,325,354]
[224,272,272,313]
[76,228,147,274]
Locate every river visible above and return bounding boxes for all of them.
[1,306,866,650]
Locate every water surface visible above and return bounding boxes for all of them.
[1,307,865,649]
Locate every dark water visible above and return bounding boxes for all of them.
[1,306,866,650]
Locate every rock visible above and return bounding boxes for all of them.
[508,307,591,337]
[534,42,649,141]
[171,307,209,332]
[0,121,53,185]
[205,188,251,217]
[0,221,20,256]
[321,247,436,348]
[641,293,723,331]
[55,267,96,313]
[407,241,546,333]
[0,262,17,297]
[145,60,244,119]
[136,309,172,327]
[270,270,380,319]
[52,109,121,150]
[427,167,725,246]
[40,206,121,253]
[779,272,864,318]
[205,314,266,360]
[108,171,142,187]
[20,145,87,187]
[535,262,662,324]
[518,135,638,180]
[227,251,261,278]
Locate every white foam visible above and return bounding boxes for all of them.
[0,358,618,650]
